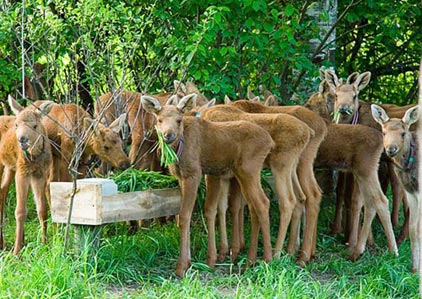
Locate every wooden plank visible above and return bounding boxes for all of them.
[50,182,103,225]
[101,188,181,224]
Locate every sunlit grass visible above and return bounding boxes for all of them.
[0,178,419,298]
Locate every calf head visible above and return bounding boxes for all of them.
[84,113,130,169]
[141,93,197,145]
[8,95,53,154]
[305,79,337,120]
[371,104,418,158]
[325,70,371,123]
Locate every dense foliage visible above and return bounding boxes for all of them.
[0,0,420,109]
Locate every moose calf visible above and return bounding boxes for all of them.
[141,93,275,277]
[0,96,53,254]
[371,104,419,272]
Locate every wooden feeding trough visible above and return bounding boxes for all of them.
[50,178,181,251]
[50,178,181,225]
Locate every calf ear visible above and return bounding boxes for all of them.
[109,113,126,133]
[319,67,326,80]
[371,104,390,125]
[402,105,418,127]
[247,86,256,100]
[174,80,186,95]
[165,94,179,106]
[204,98,216,108]
[318,79,330,95]
[84,117,100,136]
[37,101,54,116]
[325,69,341,89]
[346,72,360,84]
[264,95,277,106]
[141,95,162,114]
[354,71,371,92]
[8,95,24,115]
[178,93,197,113]
[224,95,232,104]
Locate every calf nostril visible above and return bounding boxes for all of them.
[164,133,175,143]
[18,136,28,144]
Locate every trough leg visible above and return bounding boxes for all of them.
[74,224,103,259]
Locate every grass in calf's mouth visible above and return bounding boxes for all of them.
[331,108,353,124]
[155,126,179,167]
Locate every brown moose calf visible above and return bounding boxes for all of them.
[36,102,130,182]
[141,93,275,277]
[0,96,53,254]
[371,104,419,272]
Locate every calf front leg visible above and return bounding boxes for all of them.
[0,166,14,249]
[175,175,201,277]
[31,176,48,244]
[14,173,30,255]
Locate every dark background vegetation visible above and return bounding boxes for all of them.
[0,0,421,110]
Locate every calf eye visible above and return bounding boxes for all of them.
[401,132,406,138]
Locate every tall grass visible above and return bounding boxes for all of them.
[0,179,419,298]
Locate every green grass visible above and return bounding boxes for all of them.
[0,177,419,299]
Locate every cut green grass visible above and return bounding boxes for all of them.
[155,126,179,167]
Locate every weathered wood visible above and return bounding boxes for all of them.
[50,179,181,225]
[101,188,181,223]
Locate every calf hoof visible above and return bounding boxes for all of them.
[217,253,227,263]
[13,246,22,255]
[348,251,361,262]
[272,250,281,259]
[297,259,306,268]
[206,256,216,269]
[299,252,311,264]
[230,249,240,264]
[329,226,342,235]
[175,259,191,277]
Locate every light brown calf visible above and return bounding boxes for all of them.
[371,104,419,272]
[230,99,327,263]
[37,102,129,182]
[0,96,53,254]
[196,103,313,266]
[141,93,275,277]
[305,86,398,260]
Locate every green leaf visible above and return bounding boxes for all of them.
[285,4,296,17]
